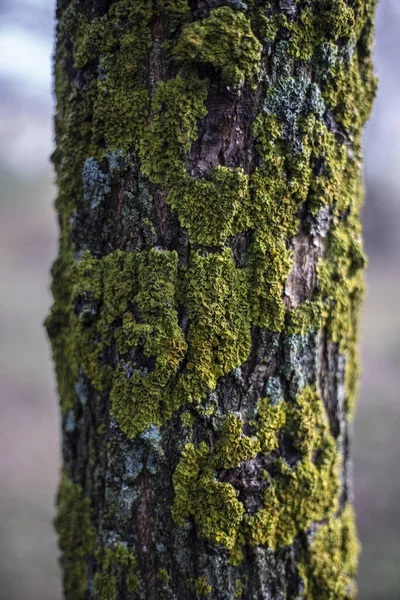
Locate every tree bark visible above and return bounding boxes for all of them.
[47,1,377,598]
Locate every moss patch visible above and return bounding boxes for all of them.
[140,69,209,186]
[298,504,360,600]
[176,248,252,407]
[54,473,95,600]
[94,543,141,600]
[167,167,251,246]
[173,7,262,84]
[172,387,340,558]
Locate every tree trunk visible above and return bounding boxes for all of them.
[47,1,377,598]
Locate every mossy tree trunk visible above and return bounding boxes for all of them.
[47,1,377,598]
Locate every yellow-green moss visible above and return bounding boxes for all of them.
[157,568,170,584]
[54,474,141,600]
[45,249,78,413]
[323,49,377,138]
[167,167,251,245]
[180,411,195,429]
[193,576,212,597]
[48,1,378,596]
[216,415,261,469]
[54,473,95,600]
[48,248,187,436]
[286,3,354,60]
[173,7,262,84]
[253,398,287,453]
[62,0,153,156]
[318,220,365,354]
[172,387,340,558]
[244,387,339,551]
[298,504,360,600]
[140,70,209,186]
[171,442,245,550]
[263,1,375,61]
[111,249,187,436]
[234,578,244,598]
[159,0,190,23]
[286,301,323,336]
[94,544,141,600]
[175,248,252,407]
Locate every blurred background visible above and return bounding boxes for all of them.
[0,1,399,599]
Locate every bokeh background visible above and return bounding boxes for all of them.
[1,1,399,598]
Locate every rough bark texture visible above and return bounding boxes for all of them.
[47,1,377,598]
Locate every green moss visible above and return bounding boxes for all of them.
[111,249,187,436]
[318,217,365,353]
[61,0,153,156]
[322,50,377,137]
[317,211,365,414]
[244,387,339,550]
[286,3,354,60]
[215,415,261,469]
[163,116,299,336]
[171,442,245,550]
[94,543,141,600]
[298,504,360,600]
[249,225,292,332]
[45,249,77,413]
[157,568,170,584]
[234,578,244,598]
[50,2,376,590]
[159,0,190,23]
[173,7,262,84]
[167,167,251,245]
[172,387,340,558]
[48,248,187,436]
[253,398,287,453]
[194,576,212,597]
[176,248,252,407]
[286,301,323,336]
[180,411,195,429]
[48,1,158,416]
[140,70,209,186]
[246,165,296,332]
[54,473,95,600]
[262,1,374,61]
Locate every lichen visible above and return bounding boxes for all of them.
[172,387,339,558]
[140,69,209,186]
[173,6,262,84]
[54,473,95,600]
[234,578,244,598]
[171,442,245,550]
[159,0,190,23]
[157,568,170,584]
[244,387,339,551]
[193,576,212,597]
[61,0,153,156]
[167,167,251,246]
[263,1,374,62]
[175,248,252,407]
[48,247,187,436]
[286,301,323,336]
[111,249,187,436]
[322,47,377,137]
[215,414,261,469]
[298,504,360,600]
[94,543,141,600]
[253,397,286,453]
